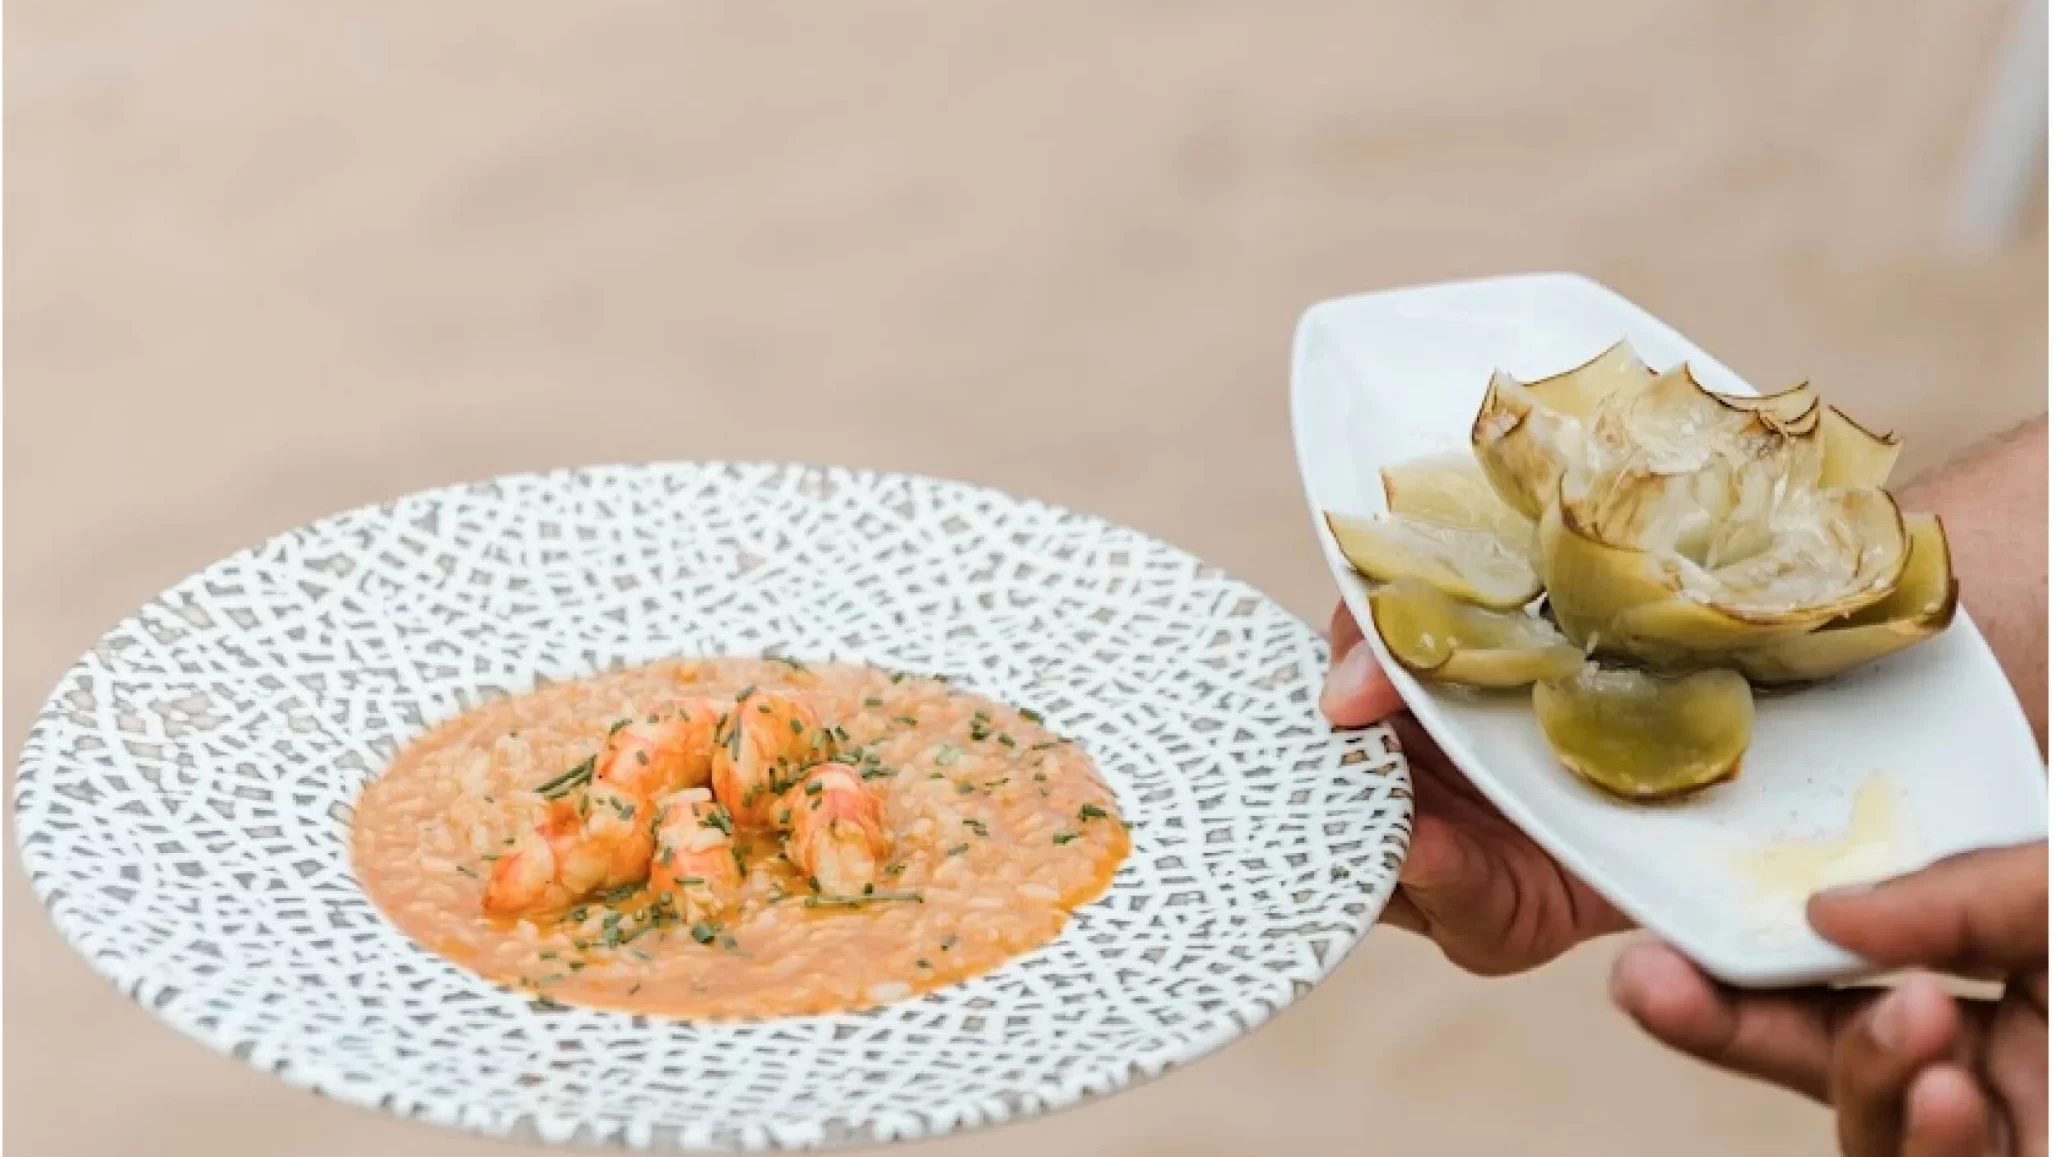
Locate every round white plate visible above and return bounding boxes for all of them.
[16,462,1408,1151]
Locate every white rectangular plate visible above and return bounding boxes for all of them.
[1290,271,2049,987]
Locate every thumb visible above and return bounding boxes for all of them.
[1808,841,2047,976]
[1321,639,1405,728]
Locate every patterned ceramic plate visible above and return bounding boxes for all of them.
[16,463,1408,1151]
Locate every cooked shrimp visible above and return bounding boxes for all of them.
[596,699,721,798]
[712,689,825,828]
[483,699,724,918]
[482,781,654,917]
[777,762,888,896]
[648,788,742,924]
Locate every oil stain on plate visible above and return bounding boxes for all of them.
[1735,774,1913,933]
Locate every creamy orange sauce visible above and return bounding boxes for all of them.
[351,658,1129,1019]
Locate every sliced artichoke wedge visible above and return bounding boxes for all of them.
[1379,450,1535,557]
[1734,513,1957,685]
[1327,510,1541,610]
[1534,664,1754,800]
[1369,579,1582,688]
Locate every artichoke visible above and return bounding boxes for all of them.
[1326,341,1954,801]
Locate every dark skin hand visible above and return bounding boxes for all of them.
[1612,843,2047,1157]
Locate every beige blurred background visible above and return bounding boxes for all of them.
[6,3,2047,1155]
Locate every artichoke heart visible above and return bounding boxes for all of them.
[1326,510,1541,610]
[1734,512,1957,685]
[1369,579,1582,688]
[1532,360,1908,666]
[1379,450,1535,557]
[1534,664,1754,800]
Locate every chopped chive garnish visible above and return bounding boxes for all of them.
[947,843,970,857]
[802,891,923,908]
[1079,804,1108,821]
[735,685,757,702]
[1053,830,1081,845]
[934,745,961,766]
[534,756,597,799]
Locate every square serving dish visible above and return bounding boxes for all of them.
[1290,272,2049,987]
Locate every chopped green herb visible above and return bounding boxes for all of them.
[916,958,933,969]
[956,782,975,795]
[803,891,923,908]
[934,745,961,766]
[963,818,989,836]
[701,806,734,836]
[947,843,970,857]
[1079,804,1109,821]
[1020,707,1044,724]
[941,935,958,951]
[1031,739,1070,751]
[456,864,478,878]
[1053,830,1081,845]
[864,697,884,708]
[535,756,597,799]
[895,715,919,726]
[735,685,757,702]
[609,718,631,735]
[689,922,719,944]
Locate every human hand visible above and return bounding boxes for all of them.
[1611,842,2048,1156]
[1321,600,1631,975]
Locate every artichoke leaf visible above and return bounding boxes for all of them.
[1734,512,1956,685]
[1327,510,1541,610]
[1369,579,1581,688]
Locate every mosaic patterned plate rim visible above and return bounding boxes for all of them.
[16,461,1410,1151]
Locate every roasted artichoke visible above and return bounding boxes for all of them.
[1326,340,1954,801]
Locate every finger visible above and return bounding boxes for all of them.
[1328,600,1365,656]
[1391,810,1520,960]
[1984,984,2047,1154]
[1830,977,1963,1157]
[1809,842,2047,975]
[1902,1066,1991,1157]
[1609,941,1864,1100]
[1379,890,1429,935]
[1320,640,1405,728]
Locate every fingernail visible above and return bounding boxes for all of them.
[1320,642,1377,717]
[1815,881,1875,902]
[1868,990,1906,1051]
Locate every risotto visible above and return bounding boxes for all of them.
[351,657,1129,1019]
